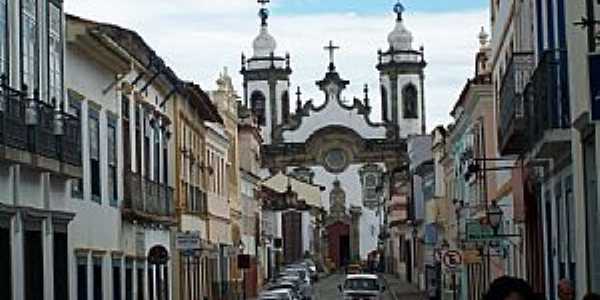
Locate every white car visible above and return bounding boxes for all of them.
[259,288,297,300]
[338,274,386,300]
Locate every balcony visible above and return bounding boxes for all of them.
[123,170,175,224]
[498,52,534,156]
[526,50,571,159]
[0,83,82,177]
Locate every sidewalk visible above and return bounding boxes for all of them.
[381,273,427,300]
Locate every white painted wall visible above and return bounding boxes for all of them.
[282,99,387,142]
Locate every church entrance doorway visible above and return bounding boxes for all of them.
[326,221,351,269]
[339,235,350,267]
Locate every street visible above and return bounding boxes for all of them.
[313,274,425,300]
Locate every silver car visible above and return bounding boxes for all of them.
[338,274,386,300]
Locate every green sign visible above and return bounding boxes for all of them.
[465,221,496,241]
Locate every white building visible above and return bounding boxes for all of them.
[0,1,81,299]
[66,15,178,300]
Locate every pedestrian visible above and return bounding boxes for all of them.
[583,293,600,300]
[558,279,575,300]
[482,276,535,300]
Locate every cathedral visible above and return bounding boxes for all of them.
[242,1,427,267]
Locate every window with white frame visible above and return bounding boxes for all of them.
[48,1,62,102]
[108,117,118,207]
[89,108,101,202]
[21,0,38,94]
[0,0,8,78]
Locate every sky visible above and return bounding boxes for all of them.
[65,0,489,129]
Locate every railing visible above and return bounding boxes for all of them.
[123,170,174,219]
[0,80,82,168]
[527,49,571,145]
[498,52,534,153]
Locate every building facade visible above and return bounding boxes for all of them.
[0,1,82,299]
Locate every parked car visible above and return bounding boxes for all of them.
[346,263,362,274]
[283,267,313,299]
[259,288,298,300]
[338,274,386,300]
[303,259,319,282]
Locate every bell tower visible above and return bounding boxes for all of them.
[377,1,427,138]
[241,0,292,145]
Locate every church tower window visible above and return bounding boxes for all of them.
[281,91,290,123]
[250,91,266,126]
[381,85,388,122]
[402,84,418,119]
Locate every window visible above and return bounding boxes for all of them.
[402,84,418,119]
[89,108,101,202]
[70,98,84,198]
[108,118,118,206]
[113,258,122,300]
[281,91,290,123]
[250,91,266,126]
[381,85,388,122]
[77,255,88,300]
[163,129,168,185]
[144,115,151,178]
[154,126,160,181]
[48,2,62,102]
[135,107,141,174]
[21,0,38,94]
[0,0,8,78]
[93,257,103,300]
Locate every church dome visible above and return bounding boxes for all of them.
[388,19,413,51]
[253,25,277,57]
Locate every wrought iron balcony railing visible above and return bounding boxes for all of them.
[497,52,534,155]
[0,79,82,173]
[123,170,175,222]
[526,49,571,146]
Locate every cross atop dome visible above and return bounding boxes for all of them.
[324,40,340,71]
[393,1,405,21]
[258,0,270,26]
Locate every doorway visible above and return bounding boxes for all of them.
[340,235,350,267]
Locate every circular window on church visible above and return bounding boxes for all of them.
[324,148,349,173]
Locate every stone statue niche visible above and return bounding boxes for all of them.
[329,179,347,219]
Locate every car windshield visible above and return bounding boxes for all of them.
[344,278,380,291]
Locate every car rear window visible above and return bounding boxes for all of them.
[344,278,380,291]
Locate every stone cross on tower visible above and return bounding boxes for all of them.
[258,0,270,26]
[324,40,340,71]
[394,1,405,21]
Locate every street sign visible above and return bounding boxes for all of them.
[463,250,482,264]
[175,232,201,250]
[590,54,600,121]
[443,250,462,269]
[465,221,496,241]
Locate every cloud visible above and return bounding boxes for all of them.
[65,1,488,130]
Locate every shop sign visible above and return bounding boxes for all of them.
[465,221,495,241]
[175,232,201,250]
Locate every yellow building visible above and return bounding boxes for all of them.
[172,82,221,300]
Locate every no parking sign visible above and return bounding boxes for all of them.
[443,250,462,270]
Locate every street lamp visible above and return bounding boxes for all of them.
[487,200,503,235]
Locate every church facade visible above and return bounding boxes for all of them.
[242,1,427,267]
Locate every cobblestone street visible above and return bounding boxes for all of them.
[312,274,426,300]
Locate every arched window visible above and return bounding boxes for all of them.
[250,91,266,126]
[381,85,388,122]
[281,91,290,123]
[402,84,418,119]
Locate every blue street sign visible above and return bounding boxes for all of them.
[589,54,600,121]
